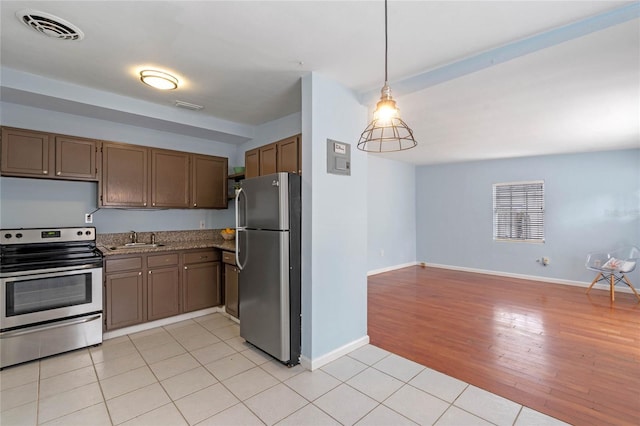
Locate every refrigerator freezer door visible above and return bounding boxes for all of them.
[238,173,289,231]
[238,229,290,362]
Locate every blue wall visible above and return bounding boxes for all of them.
[367,156,417,272]
[416,149,640,284]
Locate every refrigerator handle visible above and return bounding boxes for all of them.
[235,187,244,270]
[236,229,246,271]
[235,187,244,229]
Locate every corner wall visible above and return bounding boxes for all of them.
[301,72,369,364]
[367,156,417,273]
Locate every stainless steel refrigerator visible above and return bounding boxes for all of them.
[235,172,301,366]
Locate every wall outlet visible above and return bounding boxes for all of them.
[199,220,205,229]
[84,213,93,224]
[537,257,550,266]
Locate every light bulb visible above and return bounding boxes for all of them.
[374,99,398,125]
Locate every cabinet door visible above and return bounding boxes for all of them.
[244,148,259,179]
[277,136,300,174]
[224,263,239,318]
[182,262,221,312]
[151,149,190,208]
[191,155,227,209]
[101,143,149,207]
[105,271,145,330]
[259,143,277,176]
[55,136,98,180]
[1,127,51,177]
[147,266,180,321]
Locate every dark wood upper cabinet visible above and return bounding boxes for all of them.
[2,126,230,210]
[1,128,51,177]
[55,136,99,180]
[192,154,228,209]
[277,136,300,174]
[101,142,149,207]
[245,148,259,178]
[259,143,278,176]
[151,149,190,208]
[1,127,100,181]
[243,134,302,179]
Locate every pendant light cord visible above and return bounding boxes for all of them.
[384,0,388,84]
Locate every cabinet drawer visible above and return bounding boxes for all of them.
[222,251,236,265]
[183,249,220,264]
[147,253,179,268]
[105,256,143,273]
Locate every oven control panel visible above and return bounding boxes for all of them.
[1,227,96,244]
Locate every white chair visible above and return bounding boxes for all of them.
[586,246,640,302]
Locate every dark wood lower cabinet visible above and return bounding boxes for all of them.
[183,261,221,313]
[222,251,239,319]
[104,249,221,331]
[147,266,180,321]
[224,263,239,318]
[105,270,144,330]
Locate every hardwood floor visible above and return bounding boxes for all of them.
[367,266,640,426]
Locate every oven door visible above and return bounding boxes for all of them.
[0,267,102,330]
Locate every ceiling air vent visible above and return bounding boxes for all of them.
[16,9,84,41]
[175,101,204,111]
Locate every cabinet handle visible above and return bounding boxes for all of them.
[193,203,197,207]
[143,203,147,207]
[56,171,61,176]
[152,203,156,206]
[148,271,152,274]
[138,272,142,276]
[184,266,188,270]
[43,170,48,174]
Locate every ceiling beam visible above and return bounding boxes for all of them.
[359,2,640,105]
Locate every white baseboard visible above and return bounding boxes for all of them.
[103,306,223,340]
[368,262,418,276]
[300,335,370,371]
[423,262,636,294]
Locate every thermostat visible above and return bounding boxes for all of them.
[327,139,351,176]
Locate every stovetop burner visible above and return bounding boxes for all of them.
[0,227,103,274]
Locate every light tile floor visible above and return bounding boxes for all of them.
[0,313,569,425]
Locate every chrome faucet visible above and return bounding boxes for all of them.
[129,230,137,244]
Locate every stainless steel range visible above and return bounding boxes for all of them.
[0,227,103,369]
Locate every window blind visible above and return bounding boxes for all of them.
[493,181,544,243]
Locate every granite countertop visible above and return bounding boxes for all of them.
[98,229,236,256]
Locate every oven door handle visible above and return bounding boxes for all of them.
[0,314,102,339]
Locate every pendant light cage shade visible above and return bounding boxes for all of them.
[358,0,417,153]
[358,116,417,152]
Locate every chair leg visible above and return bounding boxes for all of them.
[586,273,601,294]
[621,274,640,302]
[610,274,615,302]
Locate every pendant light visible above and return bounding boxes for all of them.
[358,0,417,152]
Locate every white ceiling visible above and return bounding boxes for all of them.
[1,1,638,165]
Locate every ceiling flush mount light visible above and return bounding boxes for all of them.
[140,70,179,90]
[358,0,417,152]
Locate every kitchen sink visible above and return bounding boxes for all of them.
[107,243,165,250]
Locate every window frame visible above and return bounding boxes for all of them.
[492,180,545,244]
